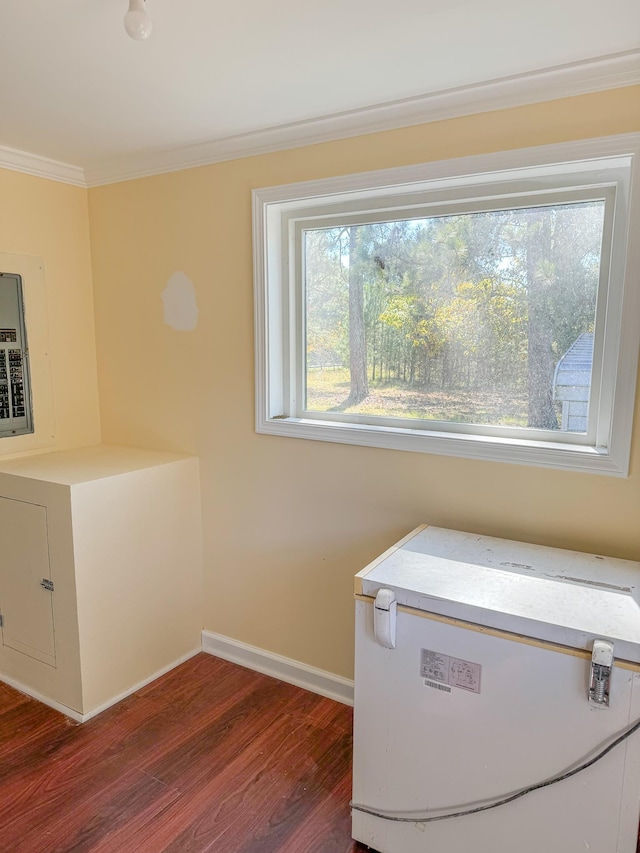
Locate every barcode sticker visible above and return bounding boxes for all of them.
[424,679,452,693]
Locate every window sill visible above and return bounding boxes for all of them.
[257,415,624,476]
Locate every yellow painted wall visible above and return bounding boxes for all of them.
[0,170,101,455]
[88,87,640,680]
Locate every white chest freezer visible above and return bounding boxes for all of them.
[352,525,640,853]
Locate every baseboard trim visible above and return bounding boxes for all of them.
[2,639,354,720]
[0,646,201,723]
[0,673,85,722]
[202,630,354,706]
[80,647,202,722]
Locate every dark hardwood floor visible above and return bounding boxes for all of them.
[0,654,367,853]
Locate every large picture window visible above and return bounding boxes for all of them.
[253,135,640,475]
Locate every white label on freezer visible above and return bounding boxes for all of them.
[421,649,450,683]
[449,657,481,693]
[421,648,481,694]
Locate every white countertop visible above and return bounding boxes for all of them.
[0,444,192,486]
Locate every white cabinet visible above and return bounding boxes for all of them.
[0,445,202,720]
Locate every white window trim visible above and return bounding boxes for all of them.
[253,134,640,476]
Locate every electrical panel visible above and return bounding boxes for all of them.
[0,273,33,438]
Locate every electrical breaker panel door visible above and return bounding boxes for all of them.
[0,497,55,666]
[0,272,33,438]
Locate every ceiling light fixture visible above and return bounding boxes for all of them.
[124,0,153,40]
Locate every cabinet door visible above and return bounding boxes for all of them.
[0,497,55,666]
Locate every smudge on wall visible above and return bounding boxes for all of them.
[162,272,198,331]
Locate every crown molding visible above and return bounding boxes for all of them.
[84,49,640,187]
[0,144,86,187]
[2,50,638,189]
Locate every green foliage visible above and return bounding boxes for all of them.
[304,200,603,428]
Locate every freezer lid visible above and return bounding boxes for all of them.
[358,526,640,662]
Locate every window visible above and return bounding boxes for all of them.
[253,135,640,475]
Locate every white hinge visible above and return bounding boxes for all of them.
[374,588,397,649]
[40,578,54,592]
[589,639,614,708]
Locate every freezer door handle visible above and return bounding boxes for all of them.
[374,588,397,649]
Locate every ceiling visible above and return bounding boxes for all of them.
[0,0,639,184]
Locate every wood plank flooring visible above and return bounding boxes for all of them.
[0,654,366,853]
[2,657,640,853]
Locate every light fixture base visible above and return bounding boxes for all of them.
[124,0,153,40]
